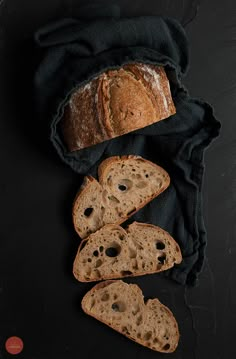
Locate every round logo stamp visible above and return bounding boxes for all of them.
[5,336,24,355]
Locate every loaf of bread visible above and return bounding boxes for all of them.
[61,63,176,151]
[81,280,179,353]
[73,155,170,239]
[73,222,182,282]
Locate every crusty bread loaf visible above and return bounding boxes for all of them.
[73,222,182,282]
[61,63,176,151]
[81,280,179,353]
[73,155,170,239]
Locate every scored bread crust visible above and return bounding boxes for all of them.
[72,155,170,239]
[61,63,176,152]
[73,221,182,282]
[81,280,180,353]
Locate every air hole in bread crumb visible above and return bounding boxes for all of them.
[144,332,152,340]
[105,243,121,257]
[145,174,149,178]
[93,250,99,257]
[136,181,147,189]
[84,207,93,217]
[108,195,120,204]
[137,333,141,338]
[101,292,109,301]
[112,301,126,312]
[163,343,170,351]
[118,184,127,191]
[156,241,165,250]
[94,269,101,278]
[87,258,92,262]
[119,235,124,241]
[99,246,104,252]
[136,315,143,325]
[122,326,130,335]
[132,306,140,316]
[158,253,166,264]
[95,259,103,268]
[128,247,137,258]
[153,338,159,344]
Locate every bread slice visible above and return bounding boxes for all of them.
[73,155,170,238]
[81,280,179,353]
[73,222,182,282]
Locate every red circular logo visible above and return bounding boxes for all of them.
[5,336,24,355]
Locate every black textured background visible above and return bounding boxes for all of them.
[0,1,235,359]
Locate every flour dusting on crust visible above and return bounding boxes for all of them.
[142,65,169,112]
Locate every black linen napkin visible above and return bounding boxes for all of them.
[34,5,220,286]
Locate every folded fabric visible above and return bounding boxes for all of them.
[34,5,220,285]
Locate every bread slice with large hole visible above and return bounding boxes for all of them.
[73,155,170,239]
[73,222,182,282]
[81,280,179,353]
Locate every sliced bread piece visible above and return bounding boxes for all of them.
[81,280,179,353]
[73,155,170,238]
[73,222,182,282]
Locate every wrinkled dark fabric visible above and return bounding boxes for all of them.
[34,5,220,286]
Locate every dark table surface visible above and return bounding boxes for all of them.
[0,1,235,358]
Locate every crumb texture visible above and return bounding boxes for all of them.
[73,156,170,238]
[73,222,182,282]
[82,280,179,353]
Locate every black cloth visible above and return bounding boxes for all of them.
[34,5,220,286]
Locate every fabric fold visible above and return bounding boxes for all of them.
[34,11,220,285]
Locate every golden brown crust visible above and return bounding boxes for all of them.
[61,77,106,151]
[122,64,175,125]
[103,68,156,135]
[61,63,176,152]
[81,280,180,353]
